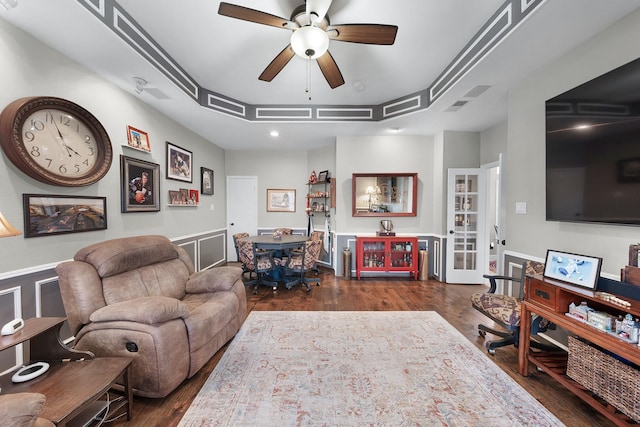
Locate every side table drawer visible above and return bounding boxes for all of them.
[528,278,556,309]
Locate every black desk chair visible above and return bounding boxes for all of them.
[471,260,558,354]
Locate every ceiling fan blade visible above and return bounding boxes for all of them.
[317,51,344,89]
[259,45,296,82]
[306,0,333,24]
[218,2,296,29]
[327,24,398,45]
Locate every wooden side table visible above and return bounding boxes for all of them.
[0,317,133,426]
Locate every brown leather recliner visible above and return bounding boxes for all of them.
[56,235,247,398]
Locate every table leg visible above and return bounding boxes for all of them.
[519,304,532,376]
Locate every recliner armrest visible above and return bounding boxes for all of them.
[186,266,243,293]
[89,296,189,324]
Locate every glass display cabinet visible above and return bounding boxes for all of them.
[355,236,418,279]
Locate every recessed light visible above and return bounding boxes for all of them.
[389,127,401,133]
[270,130,279,137]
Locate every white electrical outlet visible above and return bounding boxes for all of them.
[210,204,215,211]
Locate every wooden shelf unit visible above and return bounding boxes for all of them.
[0,317,133,426]
[519,276,640,426]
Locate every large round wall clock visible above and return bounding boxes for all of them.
[0,96,113,186]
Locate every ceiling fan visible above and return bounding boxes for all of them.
[218,1,398,89]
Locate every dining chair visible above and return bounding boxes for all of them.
[232,232,252,279]
[236,239,278,294]
[284,239,322,291]
[275,227,293,235]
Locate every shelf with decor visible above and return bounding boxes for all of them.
[519,271,640,426]
[306,171,335,218]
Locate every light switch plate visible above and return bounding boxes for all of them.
[515,202,527,215]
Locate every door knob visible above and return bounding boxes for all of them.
[501,240,506,245]
[449,230,454,234]
[230,223,235,226]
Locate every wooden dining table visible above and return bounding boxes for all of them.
[244,234,309,250]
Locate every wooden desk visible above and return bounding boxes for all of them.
[0,317,133,426]
[519,276,640,426]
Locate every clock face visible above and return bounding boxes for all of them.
[21,108,100,179]
[0,97,112,186]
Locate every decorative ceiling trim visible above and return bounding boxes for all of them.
[77,0,546,123]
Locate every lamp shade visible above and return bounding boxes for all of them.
[290,26,329,59]
[0,211,21,237]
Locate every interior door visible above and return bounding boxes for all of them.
[226,176,258,261]
[446,169,487,284]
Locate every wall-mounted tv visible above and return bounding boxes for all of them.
[546,56,640,225]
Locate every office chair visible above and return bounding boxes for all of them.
[236,239,278,294]
[471,260,558,355]
[284,239,322,291]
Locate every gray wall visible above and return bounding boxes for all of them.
[504,7,640,275]
[0,18,227,275]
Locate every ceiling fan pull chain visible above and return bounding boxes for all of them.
[306,57,312,100]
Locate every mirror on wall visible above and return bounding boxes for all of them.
[352,173,418,217]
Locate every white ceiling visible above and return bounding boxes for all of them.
[1,0,640,150]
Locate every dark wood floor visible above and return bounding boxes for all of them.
[113,269,615,427]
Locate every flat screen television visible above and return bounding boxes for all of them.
[545,56,640,225]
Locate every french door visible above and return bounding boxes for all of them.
[446,169,487,284]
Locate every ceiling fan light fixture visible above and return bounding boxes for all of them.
[291,25,329,59]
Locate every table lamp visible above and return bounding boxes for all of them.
[0,210,21,237]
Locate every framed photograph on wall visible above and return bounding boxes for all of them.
[267,189,295,212]
[318,170,329,183]
[166,141,193,182]
[126,125,151,152]
[201,167,214,195]
[543,249,602,289]
[120,155,160,213]
[23,194,107,238]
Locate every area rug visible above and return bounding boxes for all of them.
[179,311,563,426]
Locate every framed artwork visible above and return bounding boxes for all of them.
[168,190,182,205]
[201,167,214,195]
[126,125,151,152]
[318,170,329,183]
[23,194,107,238]
[179,188,189,203]
[267,189,295,212]
[543,249,602,289]
[120,155,160,213]
[189,189,199,204]
[617,157,640,182]
[166,142,193,182]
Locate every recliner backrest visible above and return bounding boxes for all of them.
[57,235,194,335]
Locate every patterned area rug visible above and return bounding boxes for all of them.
[179,311,563,426]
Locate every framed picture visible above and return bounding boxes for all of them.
[267,189,295,212]
[120,155,160,213]
[126,125,151,152]
[617,157,640,183]
[201,167,214,195]
[23,194,107,238]
[168,190,182,205]
[167,141,193,182]
[179,188,189,203]
[189,189,199,204]
[543,250,602,289]
[318,170,329,183]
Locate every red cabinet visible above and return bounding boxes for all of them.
[355,236,418,279]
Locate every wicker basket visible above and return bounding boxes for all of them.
[567,336,640,422]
